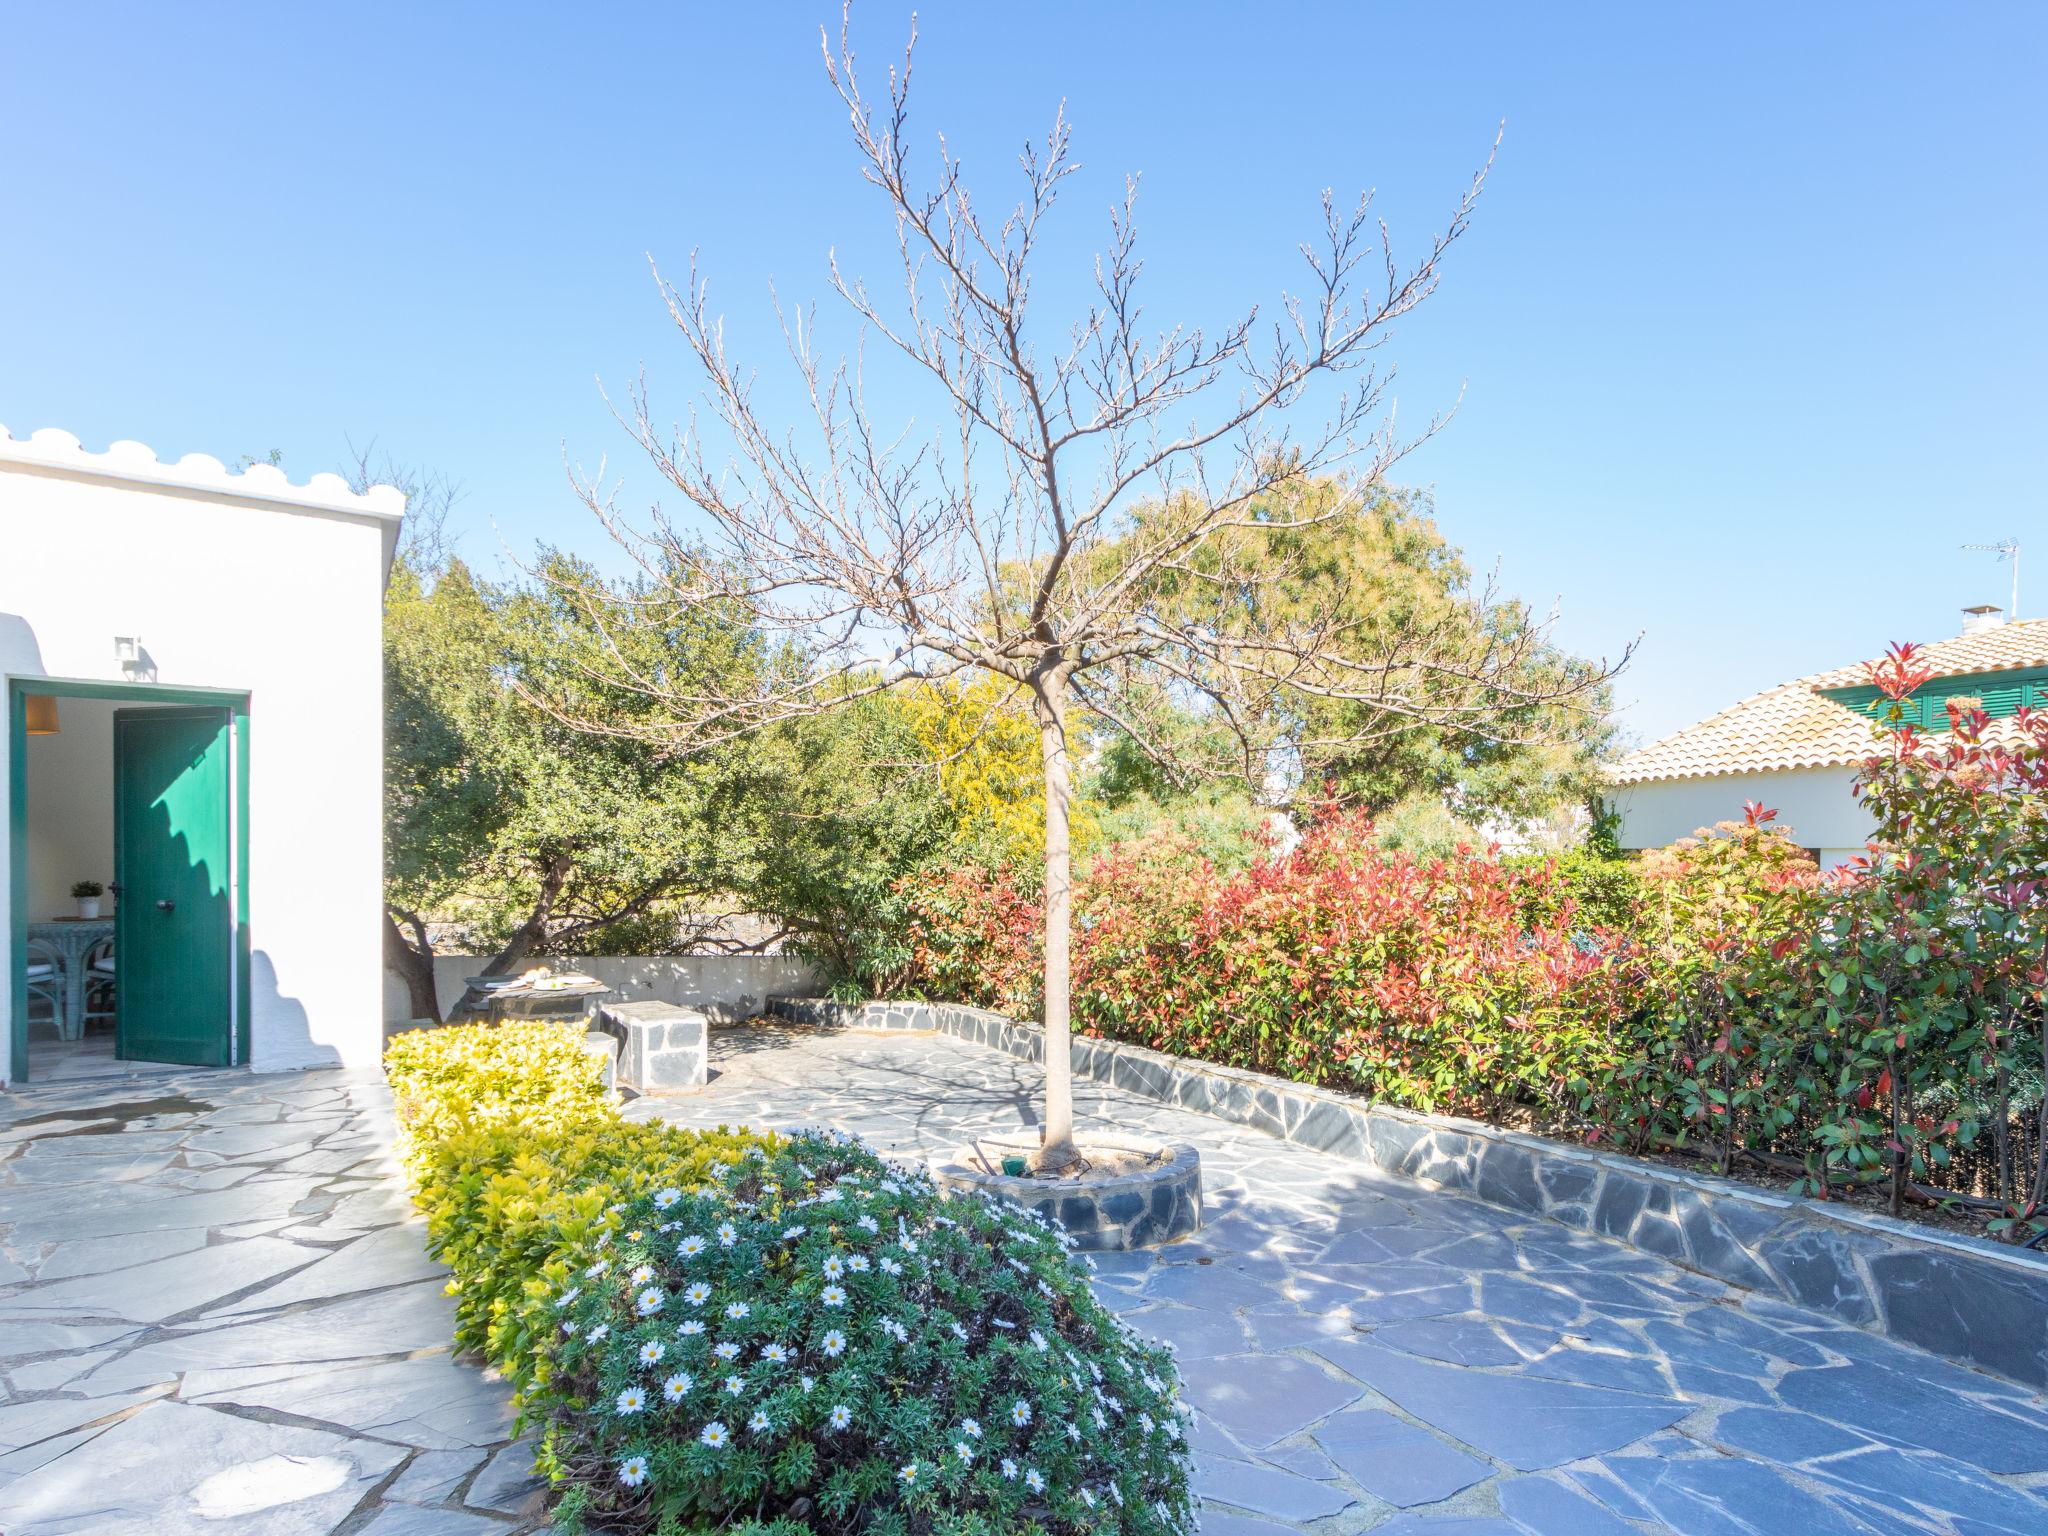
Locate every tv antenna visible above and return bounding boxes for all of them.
[1963,540,2021,620]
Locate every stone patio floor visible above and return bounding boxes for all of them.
[1,1022,2045,1534]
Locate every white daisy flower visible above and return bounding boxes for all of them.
[1011,1399,1033,1428]
[584,1258,610,1279]
[586,1323,610,1343]
[618,1454,649,1487]
[636,1287,665,1317]
[638,1340,665,1367]
[1001,1457,1019,1480]
[553,1287,581,1310]
[1109,1481,1125,1506]
[629,1264,654,1286]
[820,1285,847,1308]
[748,1410,772,1434]
[616,1386,647,1414]
[1029,1330,1049,1353]
[800,1375,816,1393]
[782,1225,806,1240]
[954,1441,974,1464]
[683,1282,712,1306]
[663,1372,692,1402]
[716,1222,738,1247]
[949,1321,969,1342]
[714,1342,741,1361]
[846,1253,870,1273]
[820,1329,847,1358]
[878,1256,903,1276]
[1025,1467,1046,1494]
[991,1316,1015,1329]
[1080,1487,1097,1508]
[562,1319,578,1335]
[857,1215,880,1234]
[700,1420,729,1448]
[828,1403,853,1430]
[822,1255,844,1279]
[898,1462,918,1486]
[1066,1422,1082,1442]
[654,1186,682,1209]
[723,1375,745,1395]
[678,1320,706,1337]
[960,1417,982,1439]
[1092,1407,1107,1429]
[760,1342,789,1364]
[678,1234,707,1259]
[725,1301,751,1320]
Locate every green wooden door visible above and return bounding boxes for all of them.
[115,708,233,1066]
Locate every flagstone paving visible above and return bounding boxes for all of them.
[0,1022,2044,1534]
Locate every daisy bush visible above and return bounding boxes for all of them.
[539,1131,1194,1536]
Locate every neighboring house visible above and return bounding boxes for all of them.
[1607,606,2048,870]
[1,428,404,1085]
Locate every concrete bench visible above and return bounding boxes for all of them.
[596,1001,708,1094]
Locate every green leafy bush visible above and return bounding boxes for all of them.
[385,1021,777,1404]
[386,1017,615,1175]
[540,1132,1192,1536]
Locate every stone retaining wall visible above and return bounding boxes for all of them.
[765,995,2048,1391]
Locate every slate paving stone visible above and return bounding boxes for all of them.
[1708,1406,1873,1462]
[1602,1453,1911,1536]
[1314,1338,1693,1470]
[1805,1447,2048,1536]
[466,1437,547,1517]
[1370,1314,1538,1367]
[357,1504,510,1534]
[207,1220,444,1315]
[1180,1353,1365,1447]
[1494,1474,1649,1536]
[1192,1453,1358,1520]
[190,1354,516,1450]
[1777,1364,2048,1474]
[382,1446,488,1506]
[0,1398,404,1534]
[1125,1303,1255,1360]
[7,1022,2047,1536]
[1310,1408,1491,1505]
[0,1235,315,1323]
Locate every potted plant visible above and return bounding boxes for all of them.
[71,880,104,919]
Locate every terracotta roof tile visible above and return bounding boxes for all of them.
[1609,619,2048,784]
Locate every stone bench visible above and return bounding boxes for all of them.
[596,1001,708,1094]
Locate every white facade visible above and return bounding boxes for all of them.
[1606,764,1872,869]
[1,428,402,1082]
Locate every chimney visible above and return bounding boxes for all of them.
[1962,603,2006,636]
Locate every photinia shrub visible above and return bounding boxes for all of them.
[538,1133,1194,1536]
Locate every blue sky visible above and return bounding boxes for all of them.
[4,3,2041,746]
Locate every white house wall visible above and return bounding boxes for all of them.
[1606,764,1871,868]
[1,435,399,1078]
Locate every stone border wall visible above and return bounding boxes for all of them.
[766,996,2048,1391]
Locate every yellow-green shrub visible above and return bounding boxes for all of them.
[384,1020,776,1408]
[386,1018,614,1175]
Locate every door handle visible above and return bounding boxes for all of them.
[156,899,176,912]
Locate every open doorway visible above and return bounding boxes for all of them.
[8,681,248,1084]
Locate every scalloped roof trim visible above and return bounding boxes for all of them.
[0,426,406,520]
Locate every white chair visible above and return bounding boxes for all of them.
[26,937,64,1032]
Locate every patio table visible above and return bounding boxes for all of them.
[27,917,114,1041]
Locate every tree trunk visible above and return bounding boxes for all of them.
[448,855,571,1019]
[382,908,443,1025]
[1032,666,1078,1168]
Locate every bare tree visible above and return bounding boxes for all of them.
[548,7,1623,1167]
